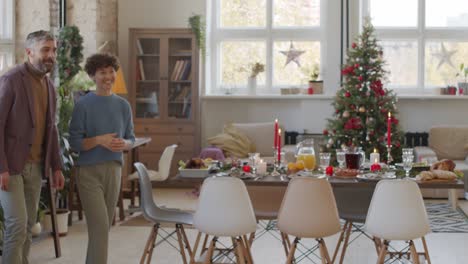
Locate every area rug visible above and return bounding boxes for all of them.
[120,201,468,233]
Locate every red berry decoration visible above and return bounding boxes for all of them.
[242,165,251,173]
[370,163,382,172]
[352,42,357,49]
[345,91,351,97]
[325,166,334,176]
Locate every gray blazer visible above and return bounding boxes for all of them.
[0,63,62,176]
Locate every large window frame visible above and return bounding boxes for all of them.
[361,0,468,93]
[0,0,15,74]
[206,0,340,95]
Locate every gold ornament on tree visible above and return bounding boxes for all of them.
[359,106,366,113]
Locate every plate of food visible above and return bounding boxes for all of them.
[333,168,360,179]
[356,172,396,181]
[178,158,211,178]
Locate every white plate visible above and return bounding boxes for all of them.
[356,172,396,181]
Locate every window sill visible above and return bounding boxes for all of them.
[202,94,468,100]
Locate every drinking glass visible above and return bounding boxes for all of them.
[319,152,331,174]
[336,150,346,168]
[403,154,414,178]
[402,148,413,156]
[248,152,260,166]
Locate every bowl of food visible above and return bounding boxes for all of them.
[178,158,211,178]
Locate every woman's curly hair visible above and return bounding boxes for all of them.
[84,53,120,76]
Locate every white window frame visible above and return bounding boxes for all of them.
[360,0,468,93]
[0,0,15,73]
[206,0,341,95]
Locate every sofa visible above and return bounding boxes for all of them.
[414,126,468,199]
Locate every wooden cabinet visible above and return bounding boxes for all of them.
[128,28,200,178]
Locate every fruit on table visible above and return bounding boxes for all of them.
[179,158,208,169]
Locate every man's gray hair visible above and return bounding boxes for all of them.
[25,30,55,48]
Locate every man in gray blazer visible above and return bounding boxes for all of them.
[0,30,64,264]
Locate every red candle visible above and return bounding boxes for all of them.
[387,112,391,146]
[277,128,281,163]
[274,119,279,149]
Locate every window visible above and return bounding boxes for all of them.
[362,0,468,92]
[207,0,327,95]
[0,0,15,74]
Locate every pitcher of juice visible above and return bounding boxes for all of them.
[295,138,316,170]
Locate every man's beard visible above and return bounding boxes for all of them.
[35,59,55,74]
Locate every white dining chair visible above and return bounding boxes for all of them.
[129,144,177,182]
[277,177,341,264]
[192,176,257,264]
[365,180,431,264]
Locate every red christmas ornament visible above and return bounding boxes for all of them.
[345,91,351,97]
[325,166,334,176]
[358,76,364,82]
[352,42,357,49]
[370,163,382,172]
[242,165,251,173]
[354,63,360,69]
[323,129,329,135]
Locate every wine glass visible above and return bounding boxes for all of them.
[319,152,331,175]
[336,150,346,168]
[403,154,414,179]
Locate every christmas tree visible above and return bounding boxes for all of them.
[323,19,403,162]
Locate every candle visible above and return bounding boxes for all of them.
[274,119,279,149]
[277,128,282,163]
[257,159,267,175]
[387,112,391,146]
[370,148,380,164]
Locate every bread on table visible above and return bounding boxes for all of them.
[416,169,457,181]
[430,159,456,171]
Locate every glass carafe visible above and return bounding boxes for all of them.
[295,138,316,170]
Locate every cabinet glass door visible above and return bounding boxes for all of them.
[135,38,161,119]
[167,37,192,120]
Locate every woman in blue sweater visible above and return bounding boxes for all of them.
[69,53,135,264]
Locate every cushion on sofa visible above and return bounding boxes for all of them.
[231,122,276,156]
[207,124,255,158]
[429,126,468,160]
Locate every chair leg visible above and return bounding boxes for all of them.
[204,236,217,264]
[140,224,159,264]
[376,240,388,264]
[421,236,431,264]
[201,234,210,256]
[339,220,353,264]
[286,237,299,264]
[248,231,256,245]
[281,232,290,257]
[190,232,202,264]
[175,224,189,264]
[332,220,350,264]
[317,238,332,264]
[242,235,254,264]
[235,237,247,264]
[373,237,383,256]
[180,225,193,257]
[409,240,420,264]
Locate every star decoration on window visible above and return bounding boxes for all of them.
[280,42,305,67]
[432,43,457,69]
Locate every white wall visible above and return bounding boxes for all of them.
[118,1,468,148]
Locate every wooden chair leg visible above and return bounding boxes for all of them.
[235,237,246,264]
[140,224,158,264]
[240,236,254,264]
[421,236,431,264]
[318,238,332,264]
[204,237,217,264]
[248,231,256,245]
[332,220,350,263]
[180,225,193,257]
[190,232,202,264]
[373,237,383,255]
[286,237,299,264]
[409,240,420,264]
[175,224,188,264]
[339,220,353,264]
[376,240,388,264]
[201,234,210,256]
[281,232,290,257]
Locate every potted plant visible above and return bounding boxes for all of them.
[247,62,264,95]
[456,63,468,95]
[307,64,323,94]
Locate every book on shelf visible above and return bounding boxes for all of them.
[171,60,182,81]
[181,60,191,80]
[136,39,144,54]
[175,60,186,81]
[138,58,146,80]
[181,90,192,117]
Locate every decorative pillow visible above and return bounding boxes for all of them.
[231,122,275,156]
[207,125,254,158]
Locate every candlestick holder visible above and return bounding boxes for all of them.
[386,144,393,164]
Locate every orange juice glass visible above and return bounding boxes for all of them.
[296,154,316,170]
